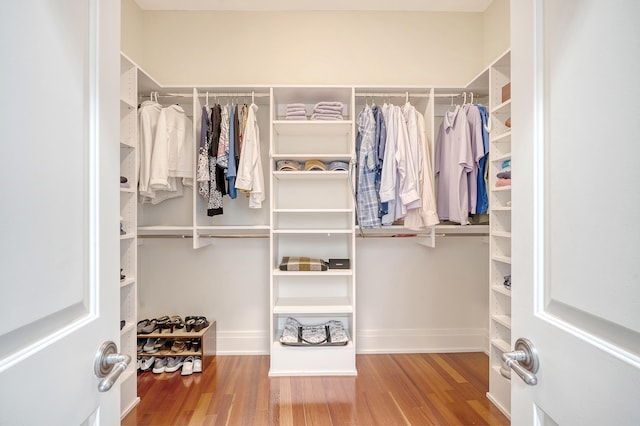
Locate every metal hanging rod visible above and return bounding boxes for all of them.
[139,234,269,239]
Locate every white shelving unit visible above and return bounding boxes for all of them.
[269,87,357,376]
[119,53,140,418]
[486,50,512,419]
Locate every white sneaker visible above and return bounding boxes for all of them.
[181,356,194,376]
[165,356,184,373]
[152,357,167,374]
[193,356,202,373]
[139,356,155,372]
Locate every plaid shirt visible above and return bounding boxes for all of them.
[356,106,381,228]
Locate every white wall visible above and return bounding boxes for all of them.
[130,10,487,86]
[483,0,510,66]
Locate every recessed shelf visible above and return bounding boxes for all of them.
[491,338,511,353]
[493,185,511,192]
[492,231,511,239]
[273,269,353,276]
[273,297,353,314]
[491,98,511,114]
[492,314,512,329]
[491,285,511,297]
[491,130,511,143]
[273,171,349,180]
[492,255,512,264]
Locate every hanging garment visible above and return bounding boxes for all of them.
[404,109,439,230]
[227,105,238,199]
[208,104,224,216]
[197,106,211,200]
[435,105,473,225]
[355,105,381,228]
[379,103,398,225]
[235,103,265,208]
[398,102,422,215]
[371,104,387,219]
[216,105,230,194]
[149,105,194,190]
[475,104,490,214]
[464,104,486,214]
[138,100,162,200]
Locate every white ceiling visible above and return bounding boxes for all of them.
[134,0,494,12]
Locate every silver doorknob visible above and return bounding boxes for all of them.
[94,341,131,392]
[502,337,539,385]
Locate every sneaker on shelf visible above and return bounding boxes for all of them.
[120,223,126,235]
[137,339,144,354]
[152,357,167,374]
[193,356,202,373]
[181,356,194,376]
[139,356,155,372]
[164,356,184,373]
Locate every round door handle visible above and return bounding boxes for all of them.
[94,341,131,392]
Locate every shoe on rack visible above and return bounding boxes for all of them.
[193,317,210,332]
[171,340,186,353]
[140,319,159,334]
[193,356,202,373]
[137,319,150,334]
[164,356,184,373]
[181,356,194,376]
[143,337,160,353]
[139,356,155,372]
[152,357,167,374]
[191,340,200,353]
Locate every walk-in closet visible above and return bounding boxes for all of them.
[120,0,512,421]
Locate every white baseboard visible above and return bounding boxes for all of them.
[210,328,489,356]
[211,330,269,355]
[356,328,488,354]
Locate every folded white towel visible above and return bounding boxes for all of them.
[287,103,306,109]
[286,115,308,120]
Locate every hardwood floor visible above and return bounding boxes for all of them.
[122,353,510,426]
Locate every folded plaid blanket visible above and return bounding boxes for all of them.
[279,256,329,271]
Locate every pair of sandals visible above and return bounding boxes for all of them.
[137,316,185,334]
[185,316,209,332]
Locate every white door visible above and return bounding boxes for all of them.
[0,1,122,425]
[511,1,640,425]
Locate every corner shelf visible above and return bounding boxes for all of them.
[486,49,512,420]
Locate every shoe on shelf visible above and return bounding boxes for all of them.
[139,356,155,372]
[120,223,126,235]
[152,357,167,374]
[181,356,194,376]
[193,356,202,373]
[140,319,159,334]
[171,340,186,353]
[193,317,210,332]
[137,319,150,334]
[120,269,126,281]
[120,320,126,330]
[137,339,144,354]
[164,356,184,373]
[191,340,200,353]
[143,337,160,353]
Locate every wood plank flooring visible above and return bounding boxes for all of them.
[122,353,510,426]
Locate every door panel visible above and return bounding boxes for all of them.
[511,0,640,425]
[0,1,121,424]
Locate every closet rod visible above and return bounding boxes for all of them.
[355,92,464,98]
[139,234,269,239]
[168,92,269,98]
[357,232,488,238]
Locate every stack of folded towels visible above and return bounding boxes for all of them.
[495,159,511,187]
[285,103,307,120]
[311,101,343,120]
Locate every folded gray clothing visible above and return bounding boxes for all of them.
[313,105,343,112]
[314,101,343,108]
[313,109,342,115]
[285,110,307,116]
[285,115,308,120]
[497,170,511,179]
[286,106,306,112]
[311,114,343,120]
